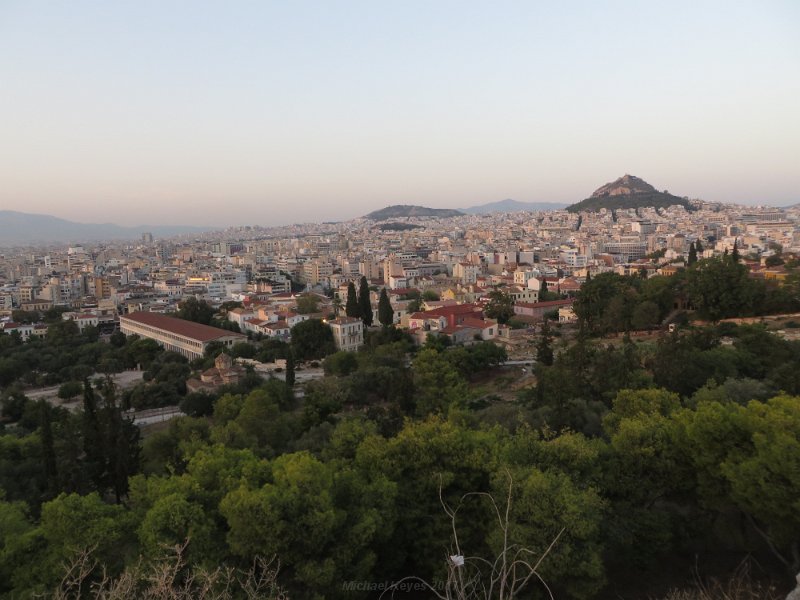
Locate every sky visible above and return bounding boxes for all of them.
[1,1,799,227]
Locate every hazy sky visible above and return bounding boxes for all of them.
[1,1,799,226]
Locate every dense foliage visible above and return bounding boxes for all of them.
[573,257,800,334]
[1,282,799,598]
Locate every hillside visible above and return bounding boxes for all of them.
[0,210,215,245]
[461,199,568,214]
[364,205,464,220]
[567,175,692,213]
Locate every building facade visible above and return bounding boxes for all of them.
[120,311,246,360]
[328,317,364,352]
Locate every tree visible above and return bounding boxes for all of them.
[57,381,82,402]
[295,294,320,315]
[412,348,470,416]
[359,276,373,327]
[497,468,607,598]
[332,295,343,317]
[323,350,359,376]
[81,379,105,490]
[176,297,215,325]
[732,239,740,262]
[230,341,256,359]
[285,349,295,387]
[694,239,704,253]
[540,277,552,301]
[220,452,396,596]
[36,492,132,590]
[631,300,660,330]
[422,290,440,302]
[38,401,58,499]
[686,257,762,321]
[765,254,784,267]
[378,288,394,326]
[687,242,698,266]
[102,381,140,503]
[536,319,555,366]
[345,282,360,318]
[674,395,800,571]
[290,319,335,361]
[485,290,515,325]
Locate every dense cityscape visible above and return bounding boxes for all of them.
[2,1,799,598]
[1,176,800,598]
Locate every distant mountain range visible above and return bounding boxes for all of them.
[460,199,568,214]
[0,211,216,245]
[567,175,692,213]
[364,205,464,220]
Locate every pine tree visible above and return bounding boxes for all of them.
[688,242,698,266]
[359,276,373,327]
[536,319,554,366]
[345,282,360,318]
[285,349,295,387]
[378,288,394,327]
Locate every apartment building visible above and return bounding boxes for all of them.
[328,317,364,352]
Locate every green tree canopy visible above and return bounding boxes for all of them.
[290,319,335,361]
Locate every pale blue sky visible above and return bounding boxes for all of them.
[1,1,798,226]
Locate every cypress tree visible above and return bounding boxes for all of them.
[285,349,295,387]
[688,242,698,266]
[378,288,394,327]
[345,282,360,318]
[695,239,704,253]
[359,276,373,327]
[39,401,58,499]
[540,278,549,299]
[732,240,740,262]
[536,319,554,366]
[82,378,105,489]
[102,380,139,503]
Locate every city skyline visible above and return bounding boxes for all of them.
[2,1,799,226]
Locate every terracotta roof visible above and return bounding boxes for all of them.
[121,312,245,343]
[461,317,495,329]
[329,317,361,325]
[515,299,575,309]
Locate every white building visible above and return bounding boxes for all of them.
[328,317,364,353]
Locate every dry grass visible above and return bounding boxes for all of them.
[49,541,287,600]
[656,560,782,600]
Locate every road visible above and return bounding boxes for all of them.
[25,370,145,403]
[129,406,184,426]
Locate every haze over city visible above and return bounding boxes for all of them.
[1,1,799,226]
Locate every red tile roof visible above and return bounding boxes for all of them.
[121,312,246,343]
[329,317,361,325]
[515,299,575,309]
